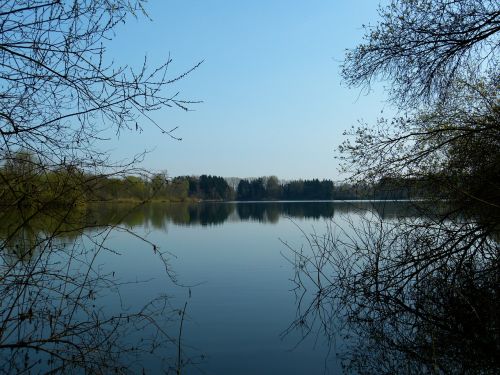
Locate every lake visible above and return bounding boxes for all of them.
[1,200,493,374]
[76,201,413,374]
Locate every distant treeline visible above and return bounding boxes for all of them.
[101,174,431,202]
[0,152,429,207]
[234,176,431,201]
[236,177,347,200]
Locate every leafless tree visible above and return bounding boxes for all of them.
[0,1,202,373]
[282,204,499,374]
[342,0,500,106]
[0,0,200,164]
[284,1,499,373]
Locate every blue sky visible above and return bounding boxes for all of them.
[104,1,391,180]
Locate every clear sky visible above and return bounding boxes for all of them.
[104,0,391,180]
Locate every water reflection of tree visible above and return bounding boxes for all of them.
[83,201,381,228]
[236,202,339,223]
[283,209,499,374]
[339,247,499,374]
[0,0,205,371]
[283,1,500,373]
[0,207,201,374]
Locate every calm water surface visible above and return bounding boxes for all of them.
[0,201,419,374]
[86,201,414,374]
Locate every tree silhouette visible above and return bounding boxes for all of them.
[0,1,201,372]
[286,1,500,372]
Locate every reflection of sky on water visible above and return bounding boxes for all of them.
[96,206,344,374]
[0,201,436,374]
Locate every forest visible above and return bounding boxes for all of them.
[0,151,426,206]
